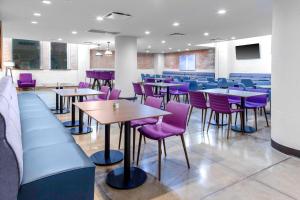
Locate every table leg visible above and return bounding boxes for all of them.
[231,97,256,133]
[70,96,93,135]
[106,121,147,189]
[63,96,80,127]
[90,124,123,165]
[52,86,69,114]
[167,87,170,102]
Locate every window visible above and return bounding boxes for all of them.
[179,54,196,71]
[51,42,67,69]
[12,39,40,69]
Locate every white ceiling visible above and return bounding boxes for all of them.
[0,0,272,53]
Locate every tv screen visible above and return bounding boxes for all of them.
[179,54,196,71]
[235,44,260,60]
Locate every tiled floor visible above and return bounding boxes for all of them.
[36,90,300,200]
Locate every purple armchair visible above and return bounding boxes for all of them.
[17,73,36,89]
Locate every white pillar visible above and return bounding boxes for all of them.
[272,0,300,154]
[115,36,137,96]
[154,53,165,74]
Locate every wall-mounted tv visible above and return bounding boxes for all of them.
[179,54,196,71]
[235,43,260,60]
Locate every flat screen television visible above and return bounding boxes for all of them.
[235,43,260,60]
[179,54,196,71]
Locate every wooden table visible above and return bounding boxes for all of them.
[200,88,267,133]
[75,100,170,189]
[53,88,102,134]
[144,82,183,102]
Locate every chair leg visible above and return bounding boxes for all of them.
[136,133,143,166]
[207,110,213,132]
[144,136,147,144]
[180,135,190,169]
[203,109,207,132]
[254,108,258,130]
[235,112,238,126]
[188,106,193,124]
[227,114,232,139]
[158,140,162,181]
[263,107,269,127]
[118,123,123,149]
[132,127,136,161]
[163,139,167,157]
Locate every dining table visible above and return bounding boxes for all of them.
[144,82,184,102]
[200,88,268,134]
[74,99,170,189]
[50,83,76,114]
[53,88,102,134]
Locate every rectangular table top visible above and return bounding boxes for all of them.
[256,85,271,89]
[144,82,183,87]
[75,100,170,124]
[199,88,267,98]
[37,83,77,88]
[52,88,103,97]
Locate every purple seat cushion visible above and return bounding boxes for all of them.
[170,90,188,95]
[245,102,266,108]
[131,118,158,128]
[138,122,185,140]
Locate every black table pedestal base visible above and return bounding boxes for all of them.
[90,150,123,166]
[231,125,256,134]
[63,120,80,127]
[209,120,228,126]
[70,126,92,135]
[52,108,69,114]
[106,167,147,189]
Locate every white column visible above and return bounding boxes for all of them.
[115,36,137,96]
[272,0,300,153]
[154,53,165,74]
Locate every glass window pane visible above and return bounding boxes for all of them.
[51,42,67,69]
[12,39,40,69]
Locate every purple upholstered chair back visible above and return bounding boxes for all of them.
[188,91,208,109]
[86,71,92,78]
[78,82,90,88]
[164,77,173,83]
[246,88,268,105]
[108,89,121,100]
[162,101,190,130]
[144,84,154,97]
[208,93,232,114]
[99,86,110,100]
[145,96,163,109]
[170,81,180,91]
[178,82,190,92]
[145,78,155,83]
[101,71,113,80]
[19,73,33,82]
[133,82,144,95]
[228,87,244,102]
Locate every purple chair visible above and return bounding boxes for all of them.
[108,89,121,100]
[145,78,155,83]
[137,101,191,180]
[143,84,164,99]
[133,82,144,103]
[118,97,163,160]
[188,91,209,131]
[170,82,190,103]
[17,73,36,89]
[207,93,244,139]
[98,86,110,100]
[78,82,90,88]
[228,87,244,105]
[244,88,269,130]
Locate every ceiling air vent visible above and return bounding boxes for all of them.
[104,12,132,20]
[169,33,185,36]
[88,29,120,35]
[210,38,226,42]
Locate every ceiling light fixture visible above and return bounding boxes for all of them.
[187,43,192,46]
[177,49,181,52]
[58,38,62,41]
[147,45,152,49]
[204,32,209,36]
[31,21,38,24]
[145,30,151,35]
[71,31,78,35]
[185,48,190,51]
[161,40,166,44]
[33,13,41,17]
[168,47,172,50]
[231,36,236,40]
[146,50,150,53]
[95,44,103,56]
[217,9,227,15]
[104,42,113,56]
[42,0,52,4]
[96,16,104,21]
[172,22,180,27]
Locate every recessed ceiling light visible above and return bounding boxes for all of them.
[177,49,181,52]
[146,50,150,53]
[187,43,192,46]
[42,0,52,5]
[71,31,78,35]
[33,13,41,17]
[147,45,151,49]
[172,22,180,27]
[185,48,190,51]
[231,36,236,40]
[217,9,227,15]
[168,47,172,50]
[31,21,38,24]
[58,38,63,41]
[96,16,104,21]
[204,32,210,36]
[145,30,150,35]
[161,40,166,44]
